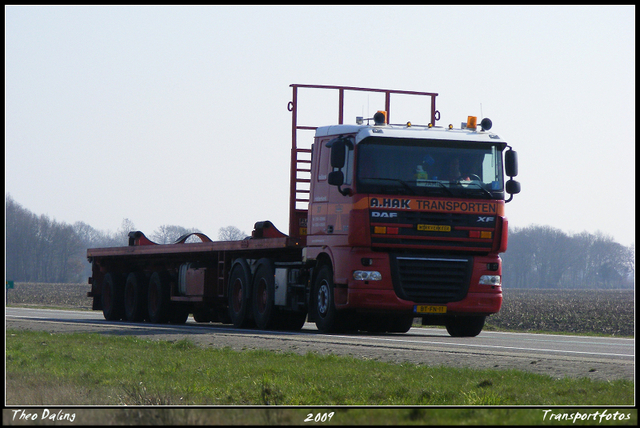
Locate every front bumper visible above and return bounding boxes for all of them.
[333,249,503,316]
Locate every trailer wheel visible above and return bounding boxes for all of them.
[124,272,148,322]
[228,259,253,328]
[147,271,171,324]
[313,264,347,333]
[445,315,486,337]
[102,272,125,321]
[252,259,281,330]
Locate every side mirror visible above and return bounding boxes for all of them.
[506,179,521,195]
[328,171,344,187]
[328,171,350,196]
[329,139,346,168]
[505,178,521,203]
[505,149,518,177]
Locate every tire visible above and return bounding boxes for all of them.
[227,259,253,328]
[251,259,281,330]
[147,271,171,324]
[102,272,125,321]
[313,264,348,333]
[445,315,486,337]
[124,272,148,322]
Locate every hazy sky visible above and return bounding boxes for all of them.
[5,5,635,247]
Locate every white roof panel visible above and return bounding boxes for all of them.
[315,124,506,144]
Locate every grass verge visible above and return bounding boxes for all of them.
[6,330,633,407]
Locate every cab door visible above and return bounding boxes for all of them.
[308,138,331,238]
[308,134,355,245]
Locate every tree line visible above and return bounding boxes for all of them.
[502,225,634,289]
[5,195,246,284]
[5,194,634,288]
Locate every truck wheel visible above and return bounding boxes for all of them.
[102,272,125,321]
[124,272,148,322]
[313,264,346,333]
[228,259,253,328]
[252,259,281,330]
[445,315,486,337]
[147,271,171,324]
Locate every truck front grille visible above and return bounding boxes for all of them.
[390,255,472,303]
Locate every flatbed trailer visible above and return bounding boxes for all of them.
[88,221,308,328]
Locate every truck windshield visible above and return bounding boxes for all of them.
[356,137,506,199]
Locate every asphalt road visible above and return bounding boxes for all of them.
[6,307,634,381]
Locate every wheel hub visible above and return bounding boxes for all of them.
[317,281,329,317]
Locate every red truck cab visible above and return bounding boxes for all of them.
[294,87,519,336]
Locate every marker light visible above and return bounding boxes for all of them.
[469,230,492,239]
[374,226,386,234]
[466,116,477,129]
[374,226,399,235]
[448,124,453,129]
[373,111,387,125]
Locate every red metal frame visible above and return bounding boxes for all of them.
[287,84,439,238]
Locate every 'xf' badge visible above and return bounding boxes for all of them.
[477,216,495,223]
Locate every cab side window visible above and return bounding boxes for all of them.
[341,144,353,185]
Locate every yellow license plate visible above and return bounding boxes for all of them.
[417,224,451,232]
[415,305,447,314]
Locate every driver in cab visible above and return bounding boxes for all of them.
[444,157,471,181]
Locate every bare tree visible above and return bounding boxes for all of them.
[74,221,120,248]
[74,221,122,280]
[218,225,248,241]
[115,218,136,246]
[152,225,203,244]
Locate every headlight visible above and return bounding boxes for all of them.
[353,271,382,281]
[479,275,501,286]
